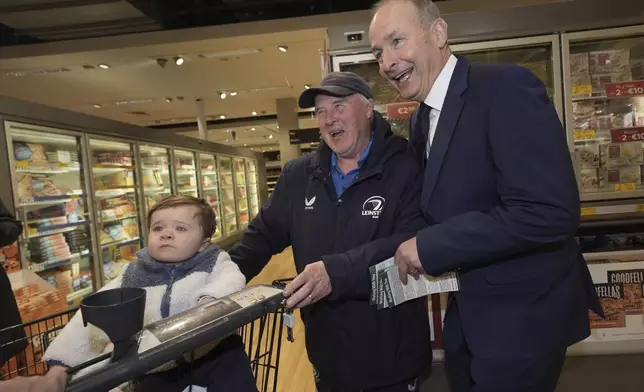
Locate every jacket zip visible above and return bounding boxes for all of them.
[160,265,177,318]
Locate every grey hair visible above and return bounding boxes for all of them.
[355,93,373,106]
[373,0,442,27]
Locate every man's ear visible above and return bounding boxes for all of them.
[432,18,449,49]
[366,99,374,118]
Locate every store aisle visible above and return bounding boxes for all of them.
[246,248,316,392]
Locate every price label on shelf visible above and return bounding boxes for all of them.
[611,127,644,143]
[57,150,71,163]
[386,102,420,119]
[604,80,644,98]
[581,207,596,216]
[636,204,644,213]
[19,197,35,205]
[613,183,637,192]
[572,85,592,97]
[574,129,596,140]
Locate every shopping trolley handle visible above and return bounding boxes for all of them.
[65,284,285,392]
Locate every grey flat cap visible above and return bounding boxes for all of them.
[298,72,373,109]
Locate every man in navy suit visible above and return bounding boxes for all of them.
[369,1,602,391]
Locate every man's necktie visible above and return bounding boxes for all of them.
[418,102,431,166]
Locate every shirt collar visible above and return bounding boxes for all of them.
[423,54,458,111]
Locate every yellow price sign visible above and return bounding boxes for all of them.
[614,183,637,192]
[14,161,28,169]
[572,85,592,96]
[637,204,644,213]
[574,129,596,140]
[581,207,596,216]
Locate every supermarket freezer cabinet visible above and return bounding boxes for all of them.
[563,24,644,357]
[564,25,644,202]
[0,96,266,316]
[4,122,98,311]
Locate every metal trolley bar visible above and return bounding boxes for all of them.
[65,285,285,392]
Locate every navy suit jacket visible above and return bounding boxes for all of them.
[410,56,602,359]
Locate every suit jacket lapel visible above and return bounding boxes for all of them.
[421,57,470,210]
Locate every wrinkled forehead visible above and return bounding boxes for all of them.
[369,2,423,42]
[314,94,353,108]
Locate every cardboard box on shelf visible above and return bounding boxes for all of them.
[8,270,67,323]
[600,143,644,167]
[570,52,590,75]
[589,49,631,75]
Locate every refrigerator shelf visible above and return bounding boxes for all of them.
[28,250,92,272]
[101,215,138,224]
[18,194,87,207]
[66,286,94,304]
[100,236,140,249]
[25,221,89,239]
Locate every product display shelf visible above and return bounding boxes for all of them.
[174,149,199,199]
[218,155,238,236]
[199,153,223,240]
[564,28,644,202]
[246,159,260,218]
[139,145,173,220]
[5,123,95,306]
[89,138,142,285]
[234,157,249,228]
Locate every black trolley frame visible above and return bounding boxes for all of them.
[0,280,291,392]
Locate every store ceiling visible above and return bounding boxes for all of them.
[176,116,320,152]
[0,0,428,46]
[0,19,331,149]
[0,0,441,150]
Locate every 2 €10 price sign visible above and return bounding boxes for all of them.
[386,102,419,119]
[604,80,644,98]
[611,127,644,143]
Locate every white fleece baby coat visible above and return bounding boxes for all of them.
[42,244,246,379]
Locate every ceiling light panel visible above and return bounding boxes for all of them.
[4,67,71,77]
[197,48,262,59]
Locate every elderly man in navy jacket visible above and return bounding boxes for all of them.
[230,72,431,392]
[369,1,602,391]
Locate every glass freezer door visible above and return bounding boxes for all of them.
[234,158,250,228]
[89,138,143,285]
[6,122,95,305]
[139,145,172,219]
[174,149,198,198]
[564,28,644,201]
[245,159,260,218]
[218,156,238,235]
[199,153,223,241]
[331,36,561,138]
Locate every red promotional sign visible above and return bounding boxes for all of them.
[611,127,644,143]
[386,102,419,119]
[604,80,644,98]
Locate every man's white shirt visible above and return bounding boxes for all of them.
[423,54,458,157]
